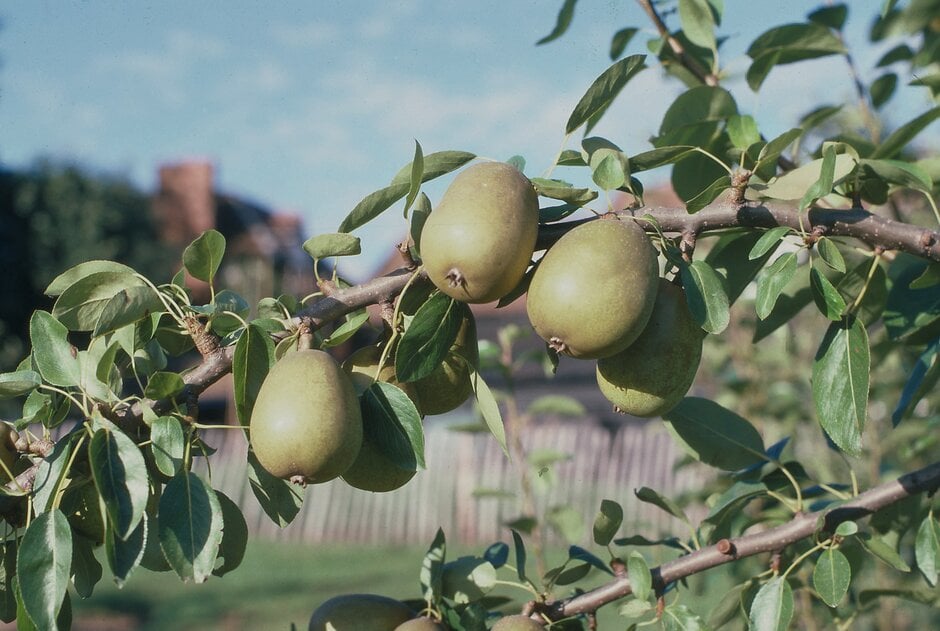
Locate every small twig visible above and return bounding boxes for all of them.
[636,0,718,86]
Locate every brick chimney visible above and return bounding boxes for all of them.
[152,160,216,245]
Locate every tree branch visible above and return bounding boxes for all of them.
[636,0,718,86]
[537,202,940,262]
[546,460,940,620]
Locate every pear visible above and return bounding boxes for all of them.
[491,615,545,630]
[250,349,362,484]
[420,162,538,303]
[308,593,413,631]
[596,279,703,417]
[395,617,450,630]
[527,217,659,359]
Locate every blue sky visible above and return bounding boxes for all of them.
[2,1,935,278]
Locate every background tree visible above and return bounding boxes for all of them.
[0,1,939,630]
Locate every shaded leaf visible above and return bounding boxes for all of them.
[233,323,275,426]
[93,285,165,337]
[361,381,425,470]
[105,516,146,588]
[663,397,768,471]
[915,513,939,586]
[679,0,716,51]
[158,471,224,583]
[860,533,911,571]
[421,528,446,603]
[144,371,185,400]
[610,27,638,60]
[756,128,803,171]
[546,505,584,543]
[817,238,846,272]
[812,316,869,455]
[441,557,496,604]
[302,233,361,259]
[246,450,303,527]
[89,421,149,540]
[593,499,623,546]
[799,144,838,210]
[45,260,138,297]
[17,510,71,631]
[871,106,940,159]
[396,293,465,383]
[511,529,527,583]
[627,551,652,601]
[871,73,898,108]
[810,267,847,320]
[212,491,249,578]
[813,548,851,606]
[70,533,102,598]
[680,259,730,334]
[151,416,186,478]
[339,182,410,233]
[537,0,578,45]
[471,369,508,457]
[749,227,791,260]
[530,178,598,205]
[635,487,692,525]
[756,252,799,320]
[749,577,793,631]
[0,371,41,399]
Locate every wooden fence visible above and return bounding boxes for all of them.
[194,419,705,547]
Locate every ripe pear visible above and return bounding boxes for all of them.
[395,617,450,630]
[343,345,419,402]
[308,593,414,631]
[250,349,362,484]
[596,279,703,417]
[420,161,539,303]
[527,217,659,359]
[491,615,545,630]
[412,312,479,415]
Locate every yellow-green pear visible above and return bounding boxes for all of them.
[596,279,703,417]
[420,162,538,303]
[491,614,545,630]
[395,617,450,630]
[308,593,414,631]
[527,217,659,359]
[250,349,362,484]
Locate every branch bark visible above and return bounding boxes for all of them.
[545,460,940,620]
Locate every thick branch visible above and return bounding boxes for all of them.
[548,460,940,619]
[536,202,940,262]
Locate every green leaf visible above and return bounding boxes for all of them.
[421,528,446,604]
[396,293,465,383]
[812,316,869,456]
[182,229,226,284]
[158,471,224,583]
[361,381,425,470]
[44,260,138,297]
[756,128,803,170]
[566,55,647,134]
[634,487,692,525]
[390,150,476,187]
[151,416,186,477]
[511,529,527,583]
[536,0,578,45]
[685,175,731,212]
[816,238,846,272]
[680,260,730,334]
[105,515,146,588]
[727,114,760,150]
[441,557,496,604]
[756,252,799,320]
[52,271,149,332]
[212,491,249,578]
[749,227,791,261]
[247,450,303,527]
[144,371,185,400]
[759,153,855,202]
[302,233,361,259]
[808,4,848,30]
[530,178,598,205]
[749,577,794,631]
[29,311,80,387]
[0,541,17,622]
[745,23,845,90]
[93,285,165,337]
[593,499,624,546]
[659,86,737,137]
[859,158,934,193]
[679,0,716,51]
[470,369,508,458]
[662,604,708,631]
[31,433,78,513]
[915,513,940,586]
[630,146,698,173]
[871,73,898,108]
[527,395,585,418]
[705,481,768,525]
[799,144,838,210]
[610,27,638,60]
[17,510,72,631]
[627,551,652,601]
[663,397,768,471]
[0,370,41,399]
[409,192,431,256]
[233,323,275,426]
[552,562,591,586]
[860,533,911,571]
[70,533,102,598]
[810,267,847,320]
[706,229,780,305]
[340,182,410,233]
[813,548,851,606]
[89,421,149,540]
[546,505,584,543]
[404,139,424,216]
[871,106,940,159]
[591,152,628,190]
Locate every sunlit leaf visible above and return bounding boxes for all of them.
[566,55,647,134]
[16,510,71,631]
[749,577,793,631]
[158,471,224,583]
[302,233,361,259]
[813,548,851,606]
[663,397,768,470]
[182,229,226,284]
[812,316,869,456]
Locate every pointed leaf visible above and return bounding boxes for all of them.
[441,557,496,604]
[799,144,838,210]
[361,381,425,470]
[593,499,624,546]
[812,316,869,456]
[421,528,447,603]
[817,238,846,272]
[247,450,303,527]
[158,471,224,583]
[470,369,508,457]
[537,0,578,45]
[212,491,249,578]
[627,551,652,601]
[871,106,940,159]
[663,397,768,471]
[233,323,275,426]
[70,533,102,599]
[29,311,80,387]
[635,487,692,525]
[17,510,72,631]
[390,150,476,187]
[915,513,939,586]
[679,0,716,51]
[810,267,847,320]
[749,227,791,261]
[396,293,465,383]
[92,285,165,337]
[511,529,528,583]
[144,371,185,400]
[756,252,799,320]
[89,422,149,540]
[0,370,41,399]
[680,260,730,334]
[610,27,639,60]
[338,182,410,233]
[182,230,225,284]
[566,55,647,133]
[749,577,794,631]
[404,139,424,215]
[756,128,803,170]
[105,515,146,588]
[151,416,186,477]
[44,260,138,297]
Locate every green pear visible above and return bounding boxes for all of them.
[596,279,703,417]
[308,593,414,631]
[491,614,545,630]
[250,349,362,484]
[420,162,538,304]
[394,617,450,630]
[527,217,659,359]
